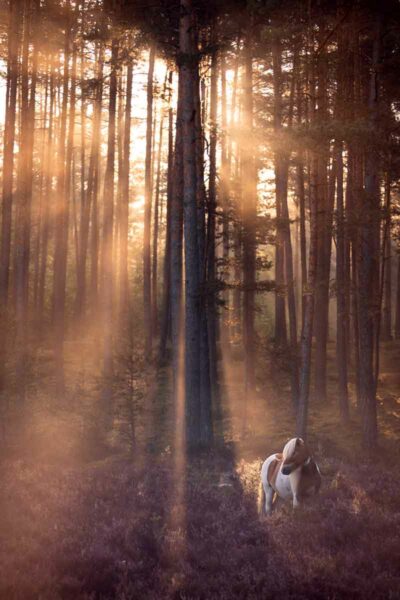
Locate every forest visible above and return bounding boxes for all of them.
[0,0,400,598]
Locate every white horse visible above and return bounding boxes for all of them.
[259,437,321,516]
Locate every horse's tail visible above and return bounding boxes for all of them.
[258,480,266,517]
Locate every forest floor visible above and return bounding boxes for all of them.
[1,341,400,599]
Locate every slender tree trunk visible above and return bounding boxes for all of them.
[52,11,72,393]
[336,141,349,421]
[14,0,38,402]
[170,75,183,389]
[180,0,201,447]
[230,46,241,340]
[297,157,307,328]
[143,45,155,358]
[241,32,257,398]
[101,38,118,419]
[159,72,174,360]
[0,0,20,305]
[119,59,133,321]
[357,16,381,449]
[297,153,318,438]
[194,54,213,445]
[89,43,104,317]
[313,34,330,404]
[335,16,350,421]
[272,33,299,404]
[220,52,230,339]
[381,175,392,341]
[373,172,391,392]
[207,46,218,396]
[152,85,166,336]
[297,15,317,436]
[0,0,21,397]
[33,63,50,317]
[38,53,56,324]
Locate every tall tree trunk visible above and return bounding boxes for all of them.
[336,141,349,421]
[357,15,381,449]
[143,45,155,358]
[0,0,21,397]
[297,16,317,437]
[170,74,183,390]
[33,63,50,317]
[313,32,330,404]
[296,154,318,438]
[152,81,166,336]
[180,0,212,448]
[119,59,133,321]
[38,53,56,324]
[194,52,212,445]
[159,72,174,361]
[335,16,350,421]
[381,175,392,341]
[53,21,75,393]
[193,52,212,445]
[230,44,242,341]
[14,0,38,402]
[295,44,307,332]
[100,37,118,420]
[241,32,257,398]
[207,46,218,397]
[0,0,20,305]
[272,33,299,405]
[89,42,104,318]
[220,52,230,340]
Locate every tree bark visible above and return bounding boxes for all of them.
[0,0,20,305]
[143,45,156,358]
[52,10,72,392]
[89,42,104,318]
[241,32,257,397]
[100,37,118,418]
[38,53,56,324]
[297,154,318,438]
[152,76,167,336]
[207,46,218,397]
[272,32,299,405]
[179,0,212,448]
[313,32,330,404]
[159,72,174,361]
[180,0,201,447]
[170,74,184,390]
[336,141,349,421]
[14,0,38,402]
[357,15,381,449]
[119,59,133,321]
[381,175,392,341]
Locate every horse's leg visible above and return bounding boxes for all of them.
[264,484,274,514]
[290,470,301,509]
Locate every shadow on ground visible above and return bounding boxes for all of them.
[1,343,400,599]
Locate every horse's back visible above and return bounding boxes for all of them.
[261,453,282,488]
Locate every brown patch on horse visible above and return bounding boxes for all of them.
[267,454,283,490]
[298,459,322,499]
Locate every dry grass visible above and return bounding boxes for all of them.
[1,342,400,599]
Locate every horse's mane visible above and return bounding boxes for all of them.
[283,438,301,460]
